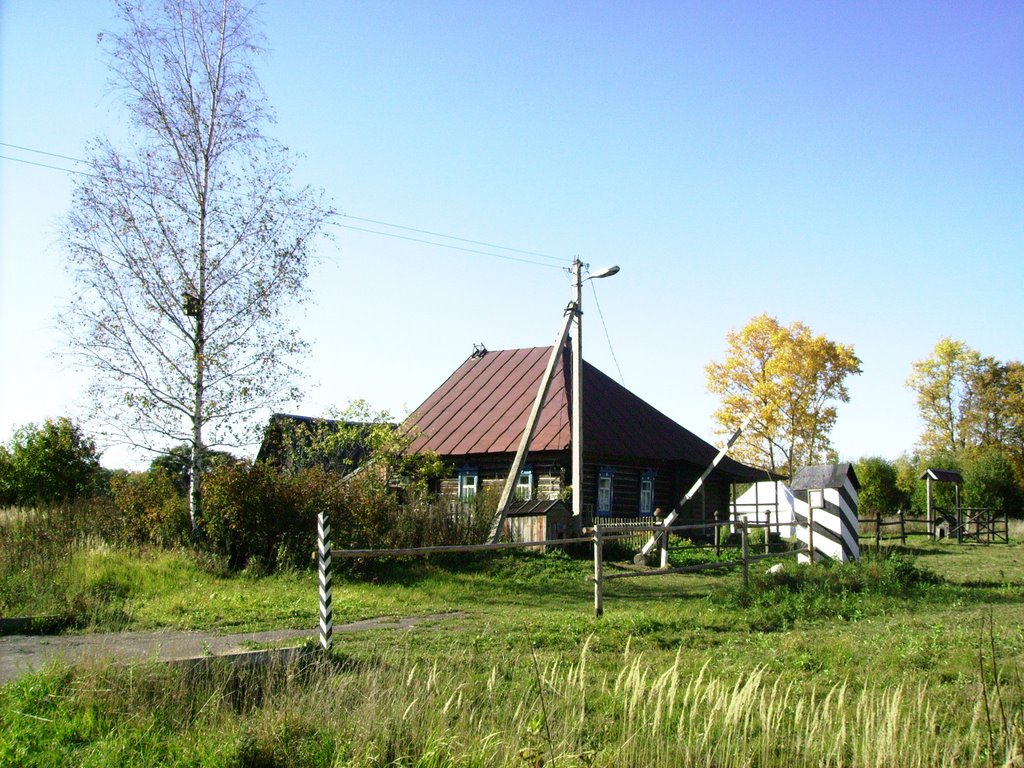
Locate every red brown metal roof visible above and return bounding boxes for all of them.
[406,345,763,476]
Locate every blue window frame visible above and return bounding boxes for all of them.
[639,470,655,515]
[597,467,615,516]
[458,466,478,501]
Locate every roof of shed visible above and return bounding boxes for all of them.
[790,462,861,491]
[921,468,963,483]
[405,345,764,478]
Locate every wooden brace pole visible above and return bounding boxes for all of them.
[637,412,753,561]
[487,306,575,544]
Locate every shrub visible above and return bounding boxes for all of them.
[109,469,190,546]
[201,462,346,571]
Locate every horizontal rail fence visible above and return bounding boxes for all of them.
[313,513,806,650]
[587,519,806,618]
[956,508,1009,544]
[857,508,1009,550]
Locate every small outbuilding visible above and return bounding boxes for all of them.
[920,468,963,535]
[790,463,860,563]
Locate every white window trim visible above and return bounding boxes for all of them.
[640,472,654,516]
[597,468,614,515]
[458,470,478,501]
[515,468,533,501]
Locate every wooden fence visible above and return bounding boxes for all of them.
[314,511,808,649]
[586,519,806,618]
[858,508,1010,551]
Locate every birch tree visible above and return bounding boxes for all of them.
[706,314,862,478]
[60,0,331,535]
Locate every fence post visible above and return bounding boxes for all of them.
[875,509,881,553]
[1006,510,1010,545]
[317,510,333,653]
[592,526,604,618]
[741,518,749,589]
[899,509,906,547]
[658,519,669,569]
[714,510,721,557]
[808,503,815,565]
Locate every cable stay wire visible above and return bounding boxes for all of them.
[590,280,626,386]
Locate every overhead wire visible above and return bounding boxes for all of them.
[589,280,626,386]
[1,140,568,271]
[332,221,565,270]
[340,213,567,264]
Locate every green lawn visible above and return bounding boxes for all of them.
[3,534,1024,766]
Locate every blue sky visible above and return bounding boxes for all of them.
[1,1,1022,469]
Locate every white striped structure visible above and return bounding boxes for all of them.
[790,463,860,564]
[317,511,333,652]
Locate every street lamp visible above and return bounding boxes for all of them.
[571,258,620,526]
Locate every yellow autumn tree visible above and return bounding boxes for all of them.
[706,314,862,478]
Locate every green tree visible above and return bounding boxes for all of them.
[855,456,907,516]
[60,0,332,536]
[2,418,103,506]
[907,338,982,456]
[962,447,1023,514]
[0,446,15,506]
[706,314,862,478]
[150,444,238,496]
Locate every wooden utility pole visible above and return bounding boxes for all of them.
[571,259,583,525]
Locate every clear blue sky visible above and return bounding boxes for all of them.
[2,1,1022,469]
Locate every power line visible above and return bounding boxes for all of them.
[333,221,563,269]
[0,154,97,177]
[1,140,570,272]
[341,213,568,264]
[0,142,86,165]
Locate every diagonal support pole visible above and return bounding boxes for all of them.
[487,305,576,544]
[635,412,754,563]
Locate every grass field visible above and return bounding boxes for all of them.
[2,514,1024,766]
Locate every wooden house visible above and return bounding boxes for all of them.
[257,413,393,474]
[404,344,765,534]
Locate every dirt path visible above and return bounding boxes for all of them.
[0,612,467,685]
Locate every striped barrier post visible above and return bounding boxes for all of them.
[317,510,333,652]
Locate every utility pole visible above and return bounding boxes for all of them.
[571,258,583,525]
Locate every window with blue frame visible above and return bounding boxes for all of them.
[639,470,655,515]
[597,467,615,516]
[458,466,478,501]
[515,466,533,501]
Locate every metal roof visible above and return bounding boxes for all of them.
[790,462,861,491]
[921,468,963,484]
[406,345,765,478]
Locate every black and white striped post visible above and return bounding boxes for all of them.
[317,510,333,652]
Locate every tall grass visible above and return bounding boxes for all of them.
[4,639,1021,767]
